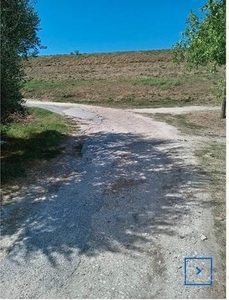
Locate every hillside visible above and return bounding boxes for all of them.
[22,50,224,107]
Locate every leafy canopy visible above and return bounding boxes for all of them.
[173,0,226,70]
[1,0,42,123]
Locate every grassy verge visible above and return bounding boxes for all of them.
[70,97,192,108]
[1,107,78,184]
[151,111,226,267]
[196,143,226,243]
[152,110,225,137]
[196,142,226,290]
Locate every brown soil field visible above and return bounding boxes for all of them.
[22,50,224,107]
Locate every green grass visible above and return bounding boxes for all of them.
[1,107,77,183]
[23,79,92,99]
[23,76,203,93]
[23,80,194,108]
[50,95,193,109]
[23,73,218,91]
[24,79,93,90]
[129,73,219,88]
[130,77,182,88]
[22,73,219,109]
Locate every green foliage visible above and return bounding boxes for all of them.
[173,0,226,70]
[216,77,226,104]
[1,0,42,123]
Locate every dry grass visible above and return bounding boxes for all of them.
[22,50,224,107]
[153,110,226,137]
[152,110,226,272]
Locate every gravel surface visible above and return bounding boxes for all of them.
[0,101,225,298]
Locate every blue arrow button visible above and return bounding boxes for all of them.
[196,267,202,275]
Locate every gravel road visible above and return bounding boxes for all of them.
[0,101,224,298]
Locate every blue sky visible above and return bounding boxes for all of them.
[35,0,206,55]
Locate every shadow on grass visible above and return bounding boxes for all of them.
[1,130,65,183]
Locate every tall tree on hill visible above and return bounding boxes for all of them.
[1,0,42,123]
[173,0,226,117]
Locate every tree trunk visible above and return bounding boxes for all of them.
[221,86,226,118]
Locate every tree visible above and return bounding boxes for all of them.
[173,0,225,69]
[70,50,80,55]
[1,0,42,123]
[173,0,226,117]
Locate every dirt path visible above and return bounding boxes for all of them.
[0,101,224,298]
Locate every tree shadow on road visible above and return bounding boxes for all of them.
[1,132,212,267]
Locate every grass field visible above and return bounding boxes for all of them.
[22,50,224,107]
[1,107,78,184]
